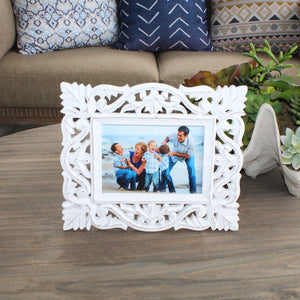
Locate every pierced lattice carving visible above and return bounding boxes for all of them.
[60,82,247,231]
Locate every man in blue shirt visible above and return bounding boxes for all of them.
[162,126,196,193]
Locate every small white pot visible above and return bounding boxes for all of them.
[281,165,300,198]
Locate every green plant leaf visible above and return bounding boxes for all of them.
[291,134,300,152]
[286,127,295,137]
[270,100,282,114]
[244,91,277,121]
[280,128,294,148]
[296,65,300,78]
[245,120,254,131]
[282,156,292,164]
[295,127,300,138]
[271,90,296,102]
[292,154,300,170]
[281,142,289,150]
[264,76,297,90]
[282,150,293,159]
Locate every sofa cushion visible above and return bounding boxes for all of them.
[0,0,16,60]
[210,0,300,54]
[114,0,212,52]
[0,47,159,108]
[12,0,119,55]
[156,51,300,87]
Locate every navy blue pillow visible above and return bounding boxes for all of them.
[114,0,213,52]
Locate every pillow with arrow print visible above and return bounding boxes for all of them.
[114,0,213,52]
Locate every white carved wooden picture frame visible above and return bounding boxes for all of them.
[60,82,247,231]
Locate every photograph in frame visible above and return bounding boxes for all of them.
[93,116,216,204]
[102,124,205,194]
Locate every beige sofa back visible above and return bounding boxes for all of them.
[0,0,15,60]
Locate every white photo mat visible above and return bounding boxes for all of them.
[93,115,215,203]
[60,82,247,231]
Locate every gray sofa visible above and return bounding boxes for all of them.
[0,0,299,127]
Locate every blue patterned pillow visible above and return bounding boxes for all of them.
[12,0,119,55]
[114,0,213,52]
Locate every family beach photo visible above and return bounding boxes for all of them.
[101,124,205,194]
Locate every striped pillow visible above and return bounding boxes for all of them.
[211,0,300,54]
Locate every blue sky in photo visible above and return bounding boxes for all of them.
[102,124,204,146]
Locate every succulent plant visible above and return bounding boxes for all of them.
[184,60,257,88]
[243,41,297,85]
[281,127,300,170]
[245,90,281,122]
[184,41,299,147]
[264,75,300,102]
[263,74,300,126]
[240,91,281,147]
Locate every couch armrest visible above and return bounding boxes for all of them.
[0,0,16,61]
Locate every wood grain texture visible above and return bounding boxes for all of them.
[0,124,300,300]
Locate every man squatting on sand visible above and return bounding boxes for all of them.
[110,143,136,190]
[111,142,148,191]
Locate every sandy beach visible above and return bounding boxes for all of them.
[102,155,203,194]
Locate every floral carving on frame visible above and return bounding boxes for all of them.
[60,82,247,231]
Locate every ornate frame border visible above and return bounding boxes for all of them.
[60,82,247,231]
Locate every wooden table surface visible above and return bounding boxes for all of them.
[0,124,300,299]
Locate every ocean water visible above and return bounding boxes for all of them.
[102,124,204,151]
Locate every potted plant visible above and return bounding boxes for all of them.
[184,41,300,196]
[184,41,299,147]
[280,127,300,197]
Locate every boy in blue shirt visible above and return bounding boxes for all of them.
[111,143,136,190]
[143,140,162,192]
[158,144,176,193]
